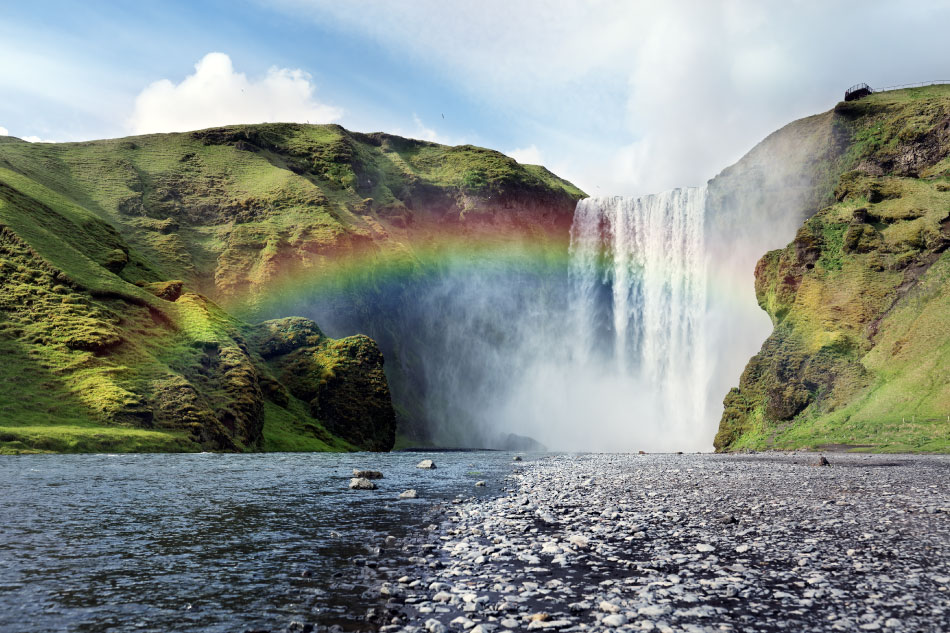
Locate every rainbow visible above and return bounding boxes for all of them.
[217,217,762,326]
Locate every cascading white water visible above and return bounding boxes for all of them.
[302,186,717,451]
[568,188,708,431]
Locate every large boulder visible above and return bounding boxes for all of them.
[253,317,396,451]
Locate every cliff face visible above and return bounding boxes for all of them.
[715,85,950,452]
[0,126,582,453]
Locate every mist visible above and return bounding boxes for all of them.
[286,111,838,452]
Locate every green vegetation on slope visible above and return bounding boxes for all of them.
[0,195,389,453]
[0,124,582,453]
[716,85,950,453]
[0,124,582,308]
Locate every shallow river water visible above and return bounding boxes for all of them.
[0,451,517,633]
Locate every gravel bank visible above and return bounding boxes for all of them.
[370,453,950,633]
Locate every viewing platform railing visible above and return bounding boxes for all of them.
[878,79,950,90]
[844,80,950,102]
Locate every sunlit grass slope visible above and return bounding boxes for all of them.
[0,126,582,453]
[716,85,950,452]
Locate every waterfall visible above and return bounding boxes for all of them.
[568,187,708,430]
[300,186,714,451]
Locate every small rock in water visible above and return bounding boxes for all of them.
[513,455,523,461]
[475,481,486,487]
[349,477,377,490]
[817,455,831,467]
[696,543,716,553]
[353,469,384,479]
[384,535,398,548]
[399,489,418,499]
[529,613,549,622]
[417,459,437,469]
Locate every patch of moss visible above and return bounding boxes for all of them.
[253,318,396,451]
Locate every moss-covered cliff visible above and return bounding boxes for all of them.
[0,125,582,453]
[715,85,950,453]
[0,202,389,453]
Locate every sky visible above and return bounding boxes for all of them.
[2,0,950,196]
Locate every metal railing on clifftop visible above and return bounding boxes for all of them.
[877,79,950,91]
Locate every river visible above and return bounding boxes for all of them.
[0,451,518,632]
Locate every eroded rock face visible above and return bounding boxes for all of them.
[142,280,183,302]
[715,88,950,452]
[309,335,395,452]
[150,326,265,451]
[253,317,396,451]
[255,317,324,358]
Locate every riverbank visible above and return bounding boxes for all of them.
[376,453,950,632]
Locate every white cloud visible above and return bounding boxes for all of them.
[411,114,442,143]
[128,52,342,134]
[0,127,56,142]
[506,145,543,165]
[393,114,467,147]
[277,0,950,195]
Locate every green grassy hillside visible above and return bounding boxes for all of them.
[0,124,581,310]
[0,125,582,453]
[715,85,950,452]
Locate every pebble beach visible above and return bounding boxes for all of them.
[367,453,950,633]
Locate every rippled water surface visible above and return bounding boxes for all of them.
[0,451,517,632]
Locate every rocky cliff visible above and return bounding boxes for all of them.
[714,85,950,452]
[0,125,582,453]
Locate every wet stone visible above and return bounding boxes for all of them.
[349,477,376,490]
[386,453,950,633]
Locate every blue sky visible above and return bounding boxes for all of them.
[2,1,950,195]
